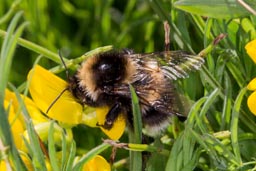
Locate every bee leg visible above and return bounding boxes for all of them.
[102,102,122,130]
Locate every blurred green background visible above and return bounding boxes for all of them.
[0,0,171,85]
[1,0,256,170]
[0,0,206,86]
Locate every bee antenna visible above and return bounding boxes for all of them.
[164,21,170,51]
[46,87,69,114]
[46,50,70,114]
[58,50,70,79]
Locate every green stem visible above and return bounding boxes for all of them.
[0,0,22,25]
[0,29,62,63]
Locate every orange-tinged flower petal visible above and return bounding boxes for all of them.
[83,155,110,171]
[96,106,126,140]
[27,65,83,125]
[248,91,256,115]
[245,39,256,63]
[247,77,256,91]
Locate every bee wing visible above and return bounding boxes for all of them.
[112,83,188,120]
[111,83,151,106]
[151,92,186,118]
[131,51,204,80]
[112,83,173,111]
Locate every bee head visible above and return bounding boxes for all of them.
[77,50,137,99]
[92,53,127,86]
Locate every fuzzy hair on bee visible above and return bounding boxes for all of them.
[67,49,204,136]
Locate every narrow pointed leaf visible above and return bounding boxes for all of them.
[174,0,256,19]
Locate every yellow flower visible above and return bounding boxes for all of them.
[0,161,10,171]
[245,39,256,63]
[3,89,51,170]
[83,155,111,171]
[27,65,125,140]
[247,78,256,115]
[245,40,256,116]
[4,99,24,149]
[96,107,126,140]
[4,89,49,149]
[0,153,51,171]
[5,89,48,125]
[247,77,256,91]
[28,65,83,125]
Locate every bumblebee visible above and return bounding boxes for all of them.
[68,49,204,136]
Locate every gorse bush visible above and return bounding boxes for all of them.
[1,0,256,171]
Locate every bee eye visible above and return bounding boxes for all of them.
[92,55,126,86]
[99,63,111,72]
[96,63,120,83]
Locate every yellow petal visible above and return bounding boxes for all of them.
[247,78,256,91]
[0,153,44,171]
[28,65,83,125]
[21,93,48,124]
[5,89,25,125]
[10,118,24,149]
[248,91,256,115]
[5,89,48,124]
[20,153,34,171]
[83,155,110,171]
[4,100,24,149]
[81,110,98,128]
[0,160,9,171]
[96,106,126,140]
[245,39,256,63]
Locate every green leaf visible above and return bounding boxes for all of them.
[129,84,143,171]
[174,0,256,19]
[48,121,60,171]
[221,72,232,130]
[0,11,28,171]
[146,142,168,171]
[197,88,220,133]
[190,130,240,169]
[166,129,200,171]
[129,84,143,143]
[64,141,76,171]
[186,96,207,126]
[0,11,26,99]
[230,87,247,163]
[60,131,67,171]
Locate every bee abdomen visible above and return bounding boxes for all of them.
[141,108,173,137]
